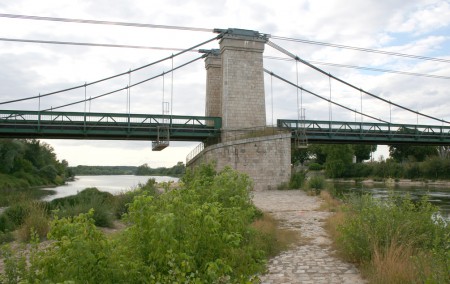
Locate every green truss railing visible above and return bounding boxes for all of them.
[278,119,450,145]
[0,110,221,141]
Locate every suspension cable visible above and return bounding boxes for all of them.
[264,55,450,80]
[0,35,220,106]
[43,54,206,111]
[0,13,212,32]
[264,68,388,124]
[267,40,450,125]
[271,35,450,64]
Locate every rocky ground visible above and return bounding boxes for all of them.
[252,190,366,284]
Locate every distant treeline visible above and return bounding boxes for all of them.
[70,166,136,175]
[70,162,185,177]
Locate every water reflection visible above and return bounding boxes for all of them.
[333,182,450,219]
[41,175,179,201]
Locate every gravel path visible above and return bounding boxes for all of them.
[252,190,365,284]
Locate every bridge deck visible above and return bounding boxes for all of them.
[278,119,450,145]
[1,111,449,145]
[0,110,221,141]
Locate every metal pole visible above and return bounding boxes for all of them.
[38,93,41,131]
[360,90,363,123]
[271,74,274,126]
[390,101,392,123]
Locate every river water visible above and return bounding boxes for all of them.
[41,175,179,201]
[333,182,450,219]
[39,176,450,219]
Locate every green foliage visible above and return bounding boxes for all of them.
[323,144,354,178]
[289,170,306,189]
[308,162,323,171]
[307,176,326,194]
[1,164,271,282]
[291,146,309,166]
[113,178,158,219]
[50,188,115,228]
[352,144,376,163]
[71,165,137,175]
[123,165,263,282]
[135,161,186,177]
[336,194,449,268]
[10,210,130,283]
[0,139,72,204]
[17,201,49,242]
[389,143,438,162]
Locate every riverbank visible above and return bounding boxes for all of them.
[333,177,450,188]
[253,190,365,283]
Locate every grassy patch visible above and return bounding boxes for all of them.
[325,193,449,283]
[251,213,299,257]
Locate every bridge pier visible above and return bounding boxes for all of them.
[189,29,292,191]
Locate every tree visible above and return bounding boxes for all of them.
[389,144,438,162]
[291,146,310,166]
[352,144,377,163]
[324,144,354,178]
[308,144,328,164]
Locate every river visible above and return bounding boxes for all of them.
[40,175,179,201]
[333,182,450,219]
[39,176,450,218]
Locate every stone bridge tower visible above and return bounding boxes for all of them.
[191,29,291,191]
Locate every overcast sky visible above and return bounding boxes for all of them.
[0,0,449,167]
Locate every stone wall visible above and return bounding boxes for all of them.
[219,34,267,140]
[205,54,222,119]
[188,133,292,191]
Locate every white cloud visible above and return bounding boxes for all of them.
[0,0,449,165]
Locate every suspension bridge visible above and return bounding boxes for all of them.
[1,27,449,189]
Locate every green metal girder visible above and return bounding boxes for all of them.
[0,110,221,141]
[278,119,450,145]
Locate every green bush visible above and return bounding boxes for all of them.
[308,175,326,192]
[3,204,28,228]
[50,188,115,228]
[17,201,49,242]
[308,162,323,171]
[1,164,277,283]
[337,194,449,264]
[113,180,158,219]
[288,170,306,189]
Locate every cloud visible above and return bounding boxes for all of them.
[1,0,449,165]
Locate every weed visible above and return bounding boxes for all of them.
[289,170,306,189]
[251,213,299,257]
[17,201,49,242]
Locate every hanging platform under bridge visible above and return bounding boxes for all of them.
[0,110,222,143]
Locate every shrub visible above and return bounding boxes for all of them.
[308,175,326,193]
[3,203,29,228]
[0,231,14,244]
[1,164,282,283]
[308,162,323,171]
[289,170,306,189]
[17,201,49,242]
[50,188,115,228]
[333,194,449,282]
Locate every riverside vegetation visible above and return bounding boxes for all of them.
[294,173,449,283]
[0,139,73,207]
[1,164,295,283]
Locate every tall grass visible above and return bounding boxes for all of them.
[17,201,49,242]
[251,213,299,257]
[327,193,449,283]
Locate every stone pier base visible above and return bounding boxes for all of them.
[187,133,291,191]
